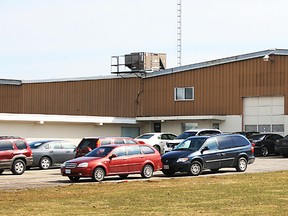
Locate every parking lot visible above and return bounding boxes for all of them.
[1,156,288,191]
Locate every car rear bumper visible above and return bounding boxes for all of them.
[26,157,33,167]
[248,156,255,164]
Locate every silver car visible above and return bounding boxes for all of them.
[29,140,76,169]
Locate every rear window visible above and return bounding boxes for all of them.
[78,139,98,149]
[140,145,155,154]
[176,131,197,139]
[136,134,154,139]
[232,136,250,147]
[198,130,221,136]
[101,139,112,145]
[0,141,13,151]
[125,139,137,144]
[114,139,125,144]
[14,140,28,150]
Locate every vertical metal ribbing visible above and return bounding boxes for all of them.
[177,0,182,67]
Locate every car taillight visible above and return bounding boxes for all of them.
[251,146,254,154]
[138,141,146,144]
[251,142,256,147]
[96,139,101,147]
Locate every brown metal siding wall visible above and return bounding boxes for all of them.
[22,78,141,117]
[0,85,22,113]
[142,56,288,116]
[2,55,288,117]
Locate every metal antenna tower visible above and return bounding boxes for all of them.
[177,0,182,66]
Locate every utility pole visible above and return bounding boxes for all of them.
[177,0,182,67]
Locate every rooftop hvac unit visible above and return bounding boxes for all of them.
[111,52,166,74]
[125,52,166,72]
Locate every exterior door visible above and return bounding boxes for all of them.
[201,138,221,169]
[107,146,129,174]
[126,145,145,173]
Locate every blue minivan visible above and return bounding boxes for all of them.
[161,134,255,176]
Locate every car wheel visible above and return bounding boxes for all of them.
[153,145,161,153]
[92,167,105,182]
[0,169,4,174]
[162,170,175,177]
[39,157,51,169]
[119,174,129,179]
[188,161,203,176]
[141,164,153,178]
[11,159,26,175]
[210,169,219,173]
[68,176,80,182]
[261,147,269,157]
[236,157,247,172]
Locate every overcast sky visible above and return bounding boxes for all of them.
[1,0,288,80]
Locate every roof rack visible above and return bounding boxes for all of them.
[0,136,22,139]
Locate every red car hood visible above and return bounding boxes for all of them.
[67,156,103,163]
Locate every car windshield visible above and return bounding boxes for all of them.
[86,146,114,157]
[174,137,207,152]
[136,134,154,139]
[29,141,47,149]
[175,131,197,139]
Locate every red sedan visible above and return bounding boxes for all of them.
[61,144,162,182]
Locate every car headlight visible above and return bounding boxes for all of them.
[77,162,88,168]
[176,158,189,163]
[61,162,66,168]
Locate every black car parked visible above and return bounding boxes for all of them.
[275,135,288,158]
[249,133,283,157]
[161,134,255,177]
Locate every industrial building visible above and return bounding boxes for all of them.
[1,49,287,143]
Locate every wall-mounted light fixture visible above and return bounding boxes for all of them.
[263,52,275,62]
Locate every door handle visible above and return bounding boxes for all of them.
[221,153,226,156]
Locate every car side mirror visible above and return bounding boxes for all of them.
[109,154,117,160]
[201,146,209,154]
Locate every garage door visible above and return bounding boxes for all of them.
[243,96,284,134]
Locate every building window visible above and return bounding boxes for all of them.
[175,87,194,101]
[212,123,220,129]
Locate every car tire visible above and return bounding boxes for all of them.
[153,145,161,153]
[92,167,105,182]
[188,161,202,176]
[39,157,51,170]
[141,164,153,178]
[261,147,269,157]
[119,174,129,179]
[68,176,80,182]
[162,170,175,177]
[0,169,4,174]
[11,159,26,175]
[236,157,247,172]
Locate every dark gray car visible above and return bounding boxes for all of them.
[29,140,76,169]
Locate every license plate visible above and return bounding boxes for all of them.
[65,169,71,174]
[163,165,169,169]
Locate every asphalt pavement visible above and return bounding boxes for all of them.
[1,156,288,191]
